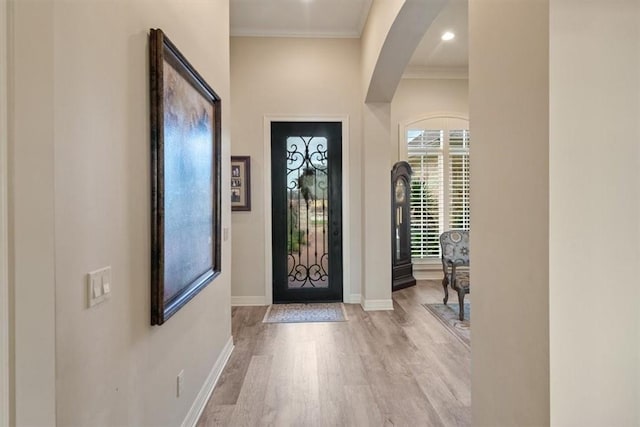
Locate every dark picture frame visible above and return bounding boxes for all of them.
[231,156,251,211]
[149,28,221,325]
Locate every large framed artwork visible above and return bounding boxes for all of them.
[231,156,251,211]
[149,28,221,325]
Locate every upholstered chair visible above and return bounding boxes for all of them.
[439,230,470,321]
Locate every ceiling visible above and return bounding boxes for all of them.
[407,0,468,71]
[230,0,468,72]
[230,0,373,38]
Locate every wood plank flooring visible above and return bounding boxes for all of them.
[197,280,471,426]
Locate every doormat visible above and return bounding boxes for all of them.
[262,303,348,323]
[423,303,470,349]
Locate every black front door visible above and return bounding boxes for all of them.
[271,121,343,303]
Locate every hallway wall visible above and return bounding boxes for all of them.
[360,0,404,100]
[469,0,550,424]
[230,37,363,303]
[549,1,640,424]
[10,0,233,425]
[9,1,56,424]
[470,0,640,425]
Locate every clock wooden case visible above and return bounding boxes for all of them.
[391,161,416,291]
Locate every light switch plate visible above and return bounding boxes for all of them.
[87,266,111,308]
[177,370,184,397]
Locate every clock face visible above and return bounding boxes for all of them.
[395,180,406,203]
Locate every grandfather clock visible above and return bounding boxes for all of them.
[391,161,416,291]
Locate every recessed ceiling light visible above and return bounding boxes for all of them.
[441,31,455,41]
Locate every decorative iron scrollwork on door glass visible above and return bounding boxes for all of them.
[286,136,329,288]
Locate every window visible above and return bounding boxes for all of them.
[406,118,469,260]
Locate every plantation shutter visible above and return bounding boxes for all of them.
[448,129,470,230]
[407,130,443,258]
[406,119,470,260]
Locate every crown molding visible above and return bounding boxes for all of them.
[230,30,360,39]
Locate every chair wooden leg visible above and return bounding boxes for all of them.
[442,277,449,305]
[457,288,466,321]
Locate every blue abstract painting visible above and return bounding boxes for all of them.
[162,60,214,303]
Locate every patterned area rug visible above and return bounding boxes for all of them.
[262,303,347,323]
[423,303,471,349]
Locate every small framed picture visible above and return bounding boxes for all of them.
[231,156,251,211]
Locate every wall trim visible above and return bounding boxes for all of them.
[344,293,361,304]
[414,270,442,281]
[181,336,234,427]
[413,261,444,281]
[231,296,267,306]
[0,0,10,424]
[231,31,361,39]
[263,115,351,305]
[362,299,394,311]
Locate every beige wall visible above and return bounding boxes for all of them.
[230,37,363,302]
[0,0,8,423]
[360,0,404,100]
[391,77,469,160]
[549,1,640,425]
[9,0,56,425]
[357,0,409,309]
[471,0,640,424]
[469,0,550,425]
[10,0,232,425]
[360,102,393,306]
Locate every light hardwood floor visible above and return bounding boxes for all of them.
[198,280,471,426]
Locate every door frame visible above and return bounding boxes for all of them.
[0,0,10,424]
[263,115,350,305]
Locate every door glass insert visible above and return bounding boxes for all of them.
[286,136,329,288]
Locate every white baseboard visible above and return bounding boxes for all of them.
[362,299,394,311]
[414,270,442,280]
[413,262,444,281]
[231,296,267,306]
[181,336,234,427]
[344,293,361,304]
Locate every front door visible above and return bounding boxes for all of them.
[271,121,343,303]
